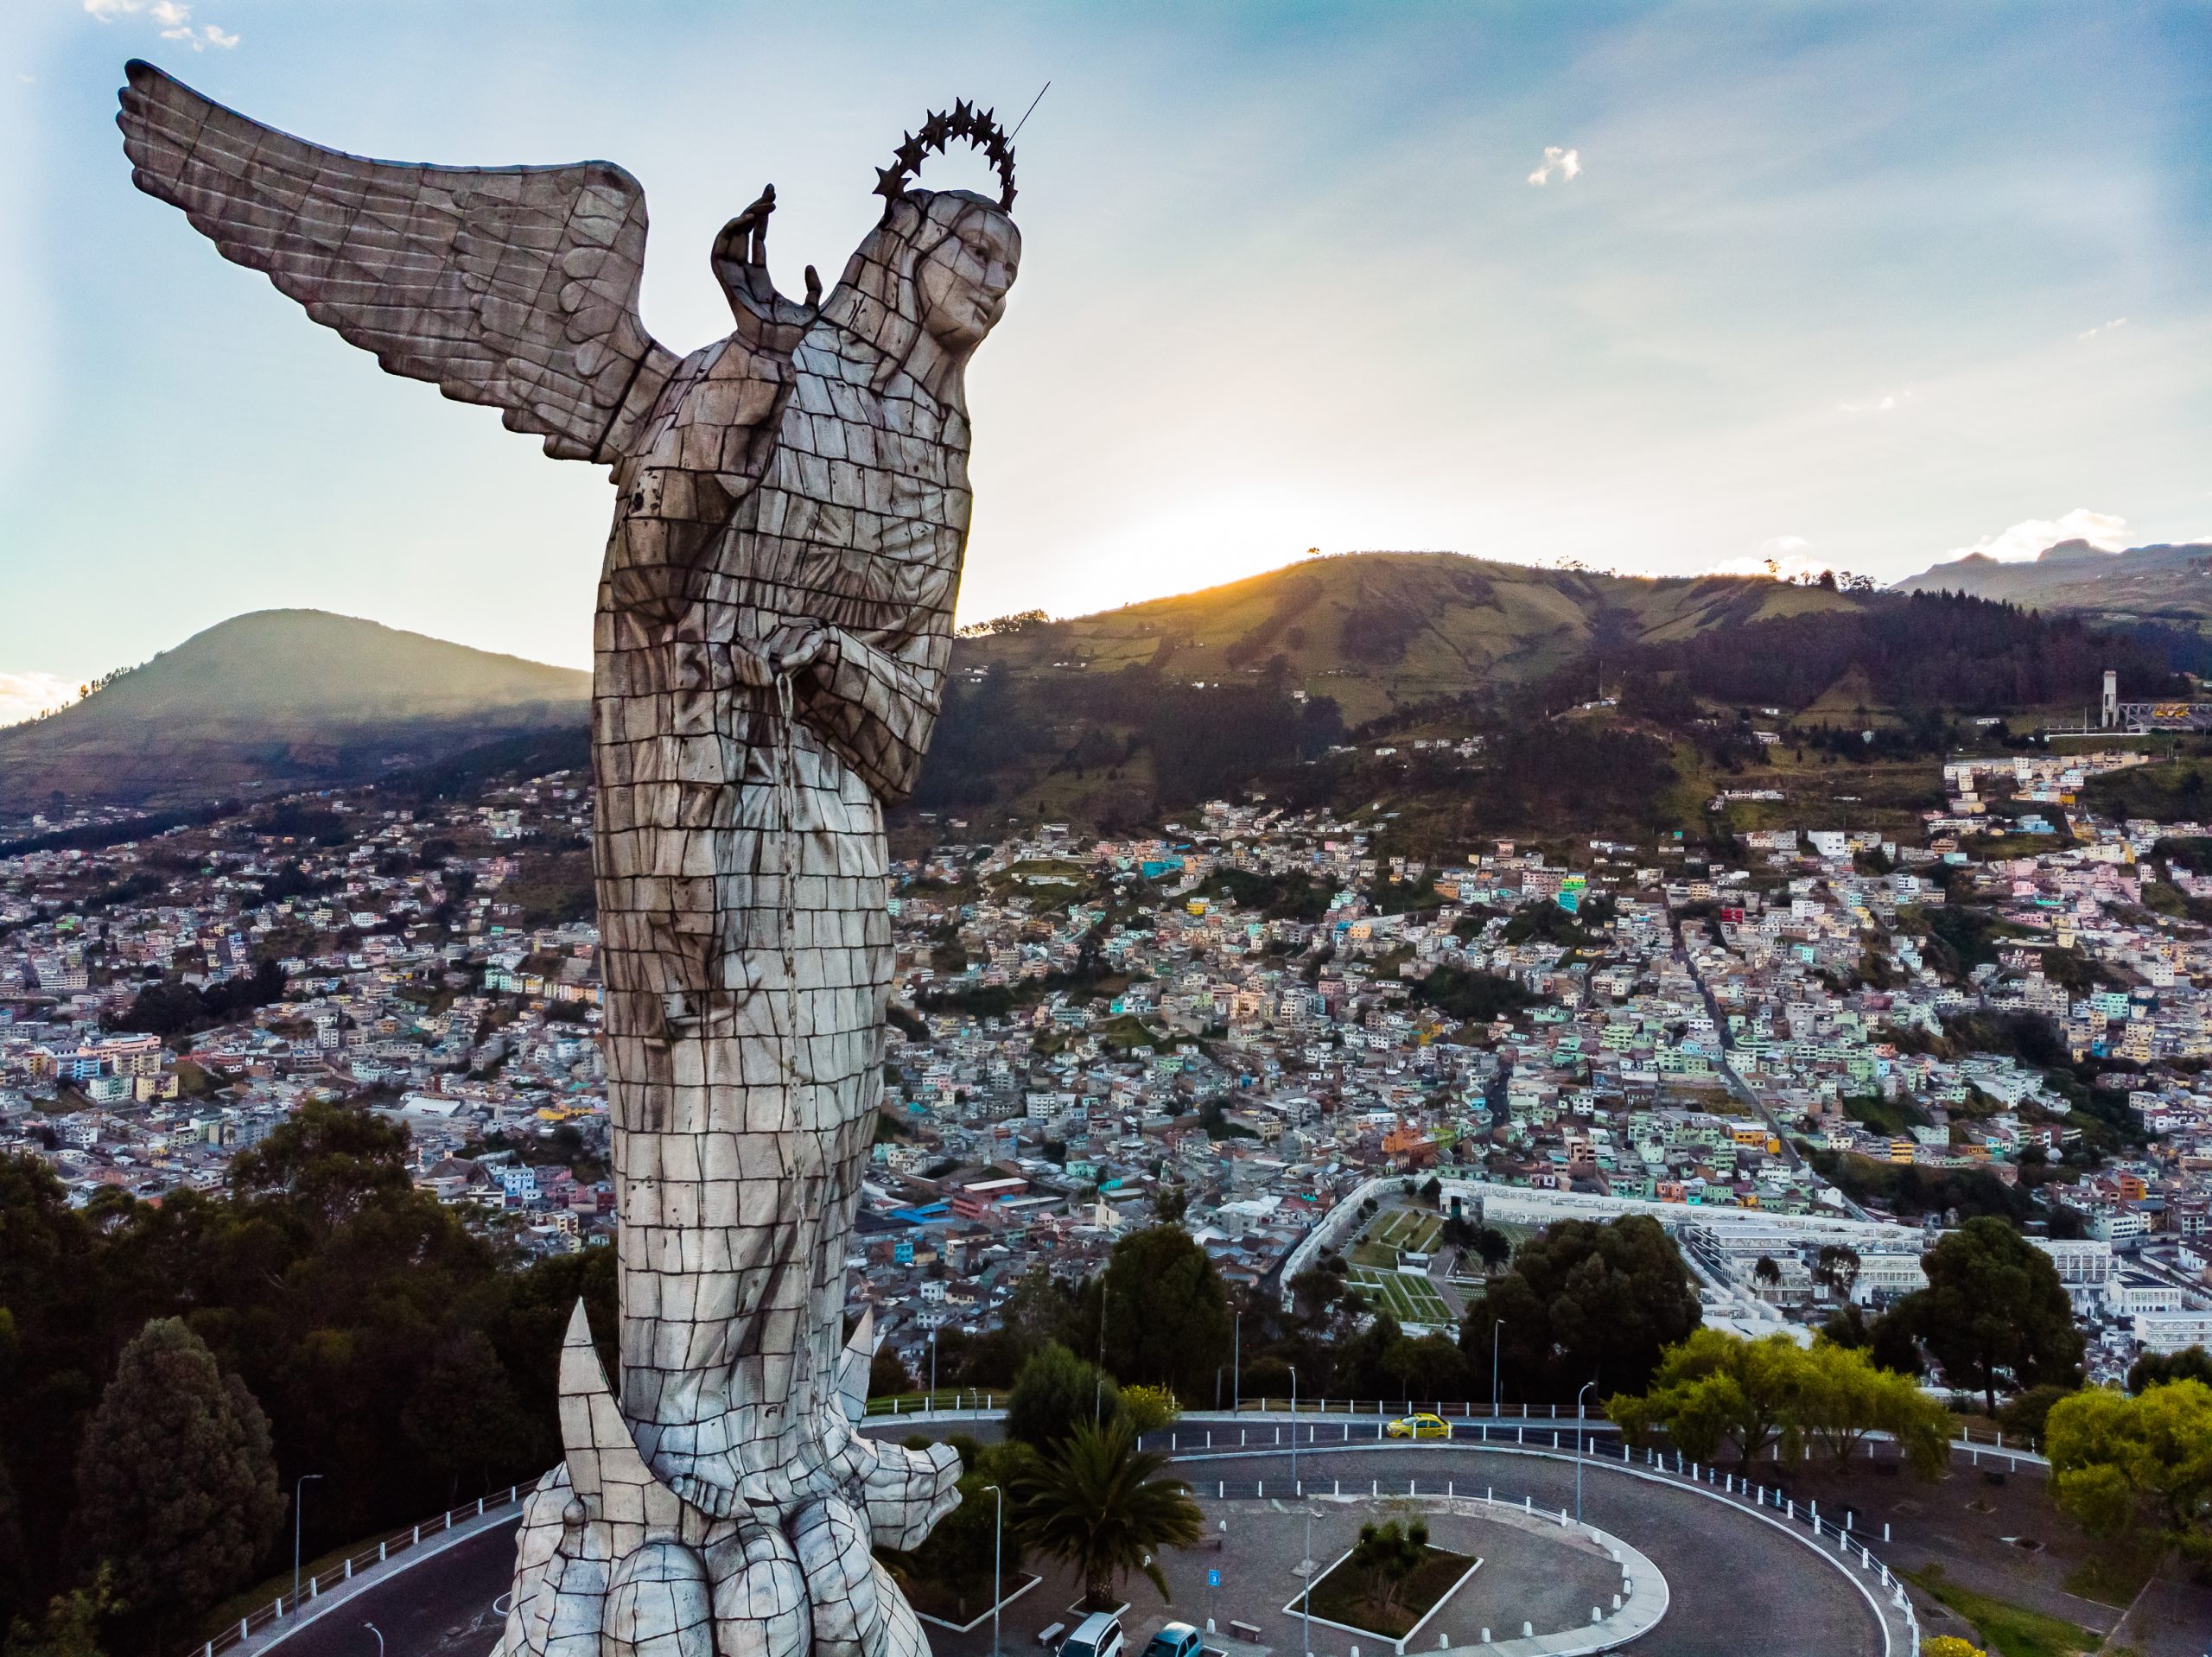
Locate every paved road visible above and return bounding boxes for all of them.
[281,1518,518,1657]
[272,1440,1890,1657]
[1173,1446,1885,1657]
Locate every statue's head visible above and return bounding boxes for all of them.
[818,104,1023,397]
[912,193,1020,354]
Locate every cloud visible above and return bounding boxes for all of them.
[82,0,236,48]
[1941,506,2130,564]
[1839,389,1914,415]
[0,672,78,729]
[1528,146,1581,186]
[2078,317,2130,340]
[1705,536,1838,581]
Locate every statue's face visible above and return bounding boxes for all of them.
[916,211,1020,353]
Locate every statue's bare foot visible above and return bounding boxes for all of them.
[810,1416,961,1551]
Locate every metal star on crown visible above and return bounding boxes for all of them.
[874,98,1016,216]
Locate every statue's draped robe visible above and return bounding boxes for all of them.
[594,284,964,1504]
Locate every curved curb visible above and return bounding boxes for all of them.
[1171,1443,1913,1657]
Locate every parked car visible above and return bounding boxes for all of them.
[1141,1623,1204,1657]
[1063,1612,1126,1657]
[1384,1412,1452,1440]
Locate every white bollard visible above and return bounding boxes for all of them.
[1521,1623,1533,1639]
[1479,1633,1490,1646]
[1611,1594,1621,1610]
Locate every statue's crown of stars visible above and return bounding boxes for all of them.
[874,99,1016,216]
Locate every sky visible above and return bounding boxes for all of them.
[3,1,2209,712]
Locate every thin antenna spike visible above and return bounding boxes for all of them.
[1009,80,1052,140]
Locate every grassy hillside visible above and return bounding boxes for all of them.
[959,551,1862,725]
[913,554,2171,842]
[0,610,588,811]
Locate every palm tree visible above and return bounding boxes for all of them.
[1012,1419,1203,1610]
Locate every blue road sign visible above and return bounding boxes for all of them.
[1207,1570,1221,1589]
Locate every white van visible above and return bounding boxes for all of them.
[1061,1612,1125,1657]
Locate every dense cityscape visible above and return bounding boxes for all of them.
[10,734,2212,1400]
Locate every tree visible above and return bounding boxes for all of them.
[1118,1385,1180,1437]
[73,1320,284,1632]
[1380,1335,1471,1402]
[1471,1227,1511,1273]
[2127,1345,2212,1395]
[1608,1330,1808,1468]
[3,1566,118,1657]
[1796,1343,1949,1475]
[1100,1226,1232,1400]
[1752,1255,1782,1292]
[1460,1216,1700,1400]
[226,1101,411,1232]
[1153,1186,1189,1225]
[1346,1520,1428,1618]
[1814,1245,1860,1302]
[1896,1216,2082,1413]
[2047,1378,2212,1562]
[1011,1420,1202,1610]
[399,1328,537,1501]
[869,1348,916,1398]
[998,1265,1085,1355]
[1006,1342,1119,1451]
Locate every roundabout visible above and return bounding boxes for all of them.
[230,1425,1920,1657]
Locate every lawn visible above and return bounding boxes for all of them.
[1901,1565,2100,1657]
[1348,1264,1456,1329]
[1300,1545,1478,1638]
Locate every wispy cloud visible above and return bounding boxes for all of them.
[1942,506,2129,564]
[0,672,78,728]
[1839,388,1914,415]
[1528,145,1581,186]
[82,0,236,49]
[2078,316,2129,340]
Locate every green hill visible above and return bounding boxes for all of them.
[0,610,588,811]
[960,551,1863,726]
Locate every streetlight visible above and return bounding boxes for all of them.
[293,1473,323,1616]
[980,1483,1004,1657]
[1490,1317,1506,1422]
[1288,1365,1299,1494]
[1575,1381,1595,1523]
[929,1327,938,1410]
[1232,1307,1241,1412]
[364,1624,384,1657]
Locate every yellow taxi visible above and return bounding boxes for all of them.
[1384,1412,1452,1440]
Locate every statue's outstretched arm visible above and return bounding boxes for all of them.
[118,60,677,467]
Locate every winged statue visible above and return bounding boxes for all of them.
[118,58,1023,1657]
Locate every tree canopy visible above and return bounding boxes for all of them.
[1893,1216,2082,1413]
[1099,1225,1232,1402]
[1459,1216,1701,1400]
[73,1319,285,1638]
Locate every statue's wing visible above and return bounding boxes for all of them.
[118,60,677,466]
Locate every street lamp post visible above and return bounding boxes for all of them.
[292,1473,323,1616]
[1575,1381,1596,1523]
[364,1624,384,1657]
[1490,1317,1505,1421]
[1288,1365,1299,1494]
[1232,1308,1241,1412]
[981,1483,1004,1657]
